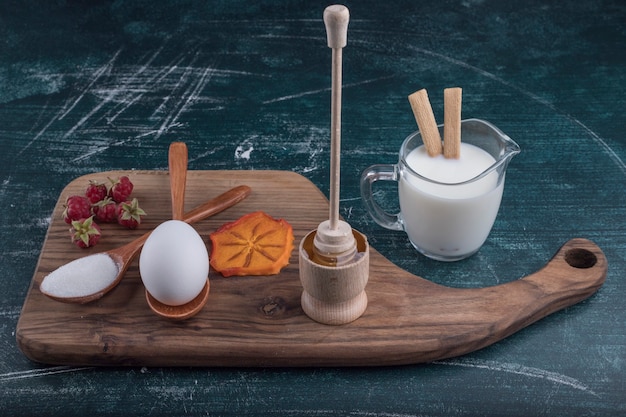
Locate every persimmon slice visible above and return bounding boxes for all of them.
[209,211,294,277]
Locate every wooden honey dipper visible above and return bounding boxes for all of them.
[310,4,358,266]
[299,4,370,326]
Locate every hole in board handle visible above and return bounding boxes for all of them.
[564,248,597,269]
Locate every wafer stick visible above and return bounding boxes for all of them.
[408,89,442,157]
[443,87,462,159]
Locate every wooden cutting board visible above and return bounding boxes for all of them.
[16,170,607,367]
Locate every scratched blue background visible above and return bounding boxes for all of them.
[1,0,625,416]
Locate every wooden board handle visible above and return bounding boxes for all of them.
[397,238,607,365]
[521,238,606,313]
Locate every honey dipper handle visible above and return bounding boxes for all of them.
[324,5,349,230]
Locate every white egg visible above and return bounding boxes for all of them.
[139,220,209,306]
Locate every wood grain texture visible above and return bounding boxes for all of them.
[16,170,606,367]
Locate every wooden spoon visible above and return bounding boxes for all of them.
[39,185,251,304]
[145,142,209,320]
[168,142,187,221]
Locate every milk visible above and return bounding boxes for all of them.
[361,119,519,261]
[399,142,503,259]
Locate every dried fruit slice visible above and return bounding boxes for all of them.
[210,211,294,277]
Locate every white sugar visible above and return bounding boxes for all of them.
[40,253,119,298]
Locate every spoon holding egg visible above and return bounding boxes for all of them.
[141,142,211,320]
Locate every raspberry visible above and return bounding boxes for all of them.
[108,176,133,203]
[69,217,101,248]
[117,198,146,229]
[85,180,108,204]
[62,195,93,224]
[92,197,118,223]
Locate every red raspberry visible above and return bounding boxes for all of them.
[117,198,146,229]
[62,195,92,224]
[108,176,133,203]
[69,217,101,248]
[92,197,118,223]
[85,180,108,204]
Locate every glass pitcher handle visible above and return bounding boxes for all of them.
[359,164,403,231]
